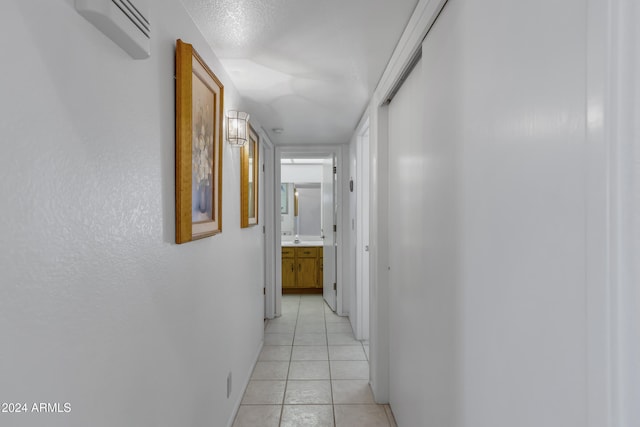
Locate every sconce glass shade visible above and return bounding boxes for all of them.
[226,110,250,146]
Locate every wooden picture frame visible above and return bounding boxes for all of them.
[241,125,259,228]
[175,39,224,243]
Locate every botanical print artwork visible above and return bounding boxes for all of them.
[248,139,255,218]
[240,125,259,228]
[175,39,223,243]
[191,73,215,222]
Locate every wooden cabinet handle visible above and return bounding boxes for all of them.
[298,264,301,272]
[291,264,294,272]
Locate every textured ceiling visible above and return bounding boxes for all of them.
[181,0,419,145]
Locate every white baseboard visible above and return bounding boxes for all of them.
[226,339,264,427]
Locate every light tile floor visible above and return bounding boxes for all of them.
[233,294,397,427]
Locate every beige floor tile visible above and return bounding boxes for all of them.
[289,360,331,380]
[265,322,296,333]
[384,405,398,427]
[284,380,332,404]
[297,317,325,325]
[232,405,281,427]
[330,361,369,380]
[241,380,286,404]
[237,296,383,427]
[291,345,329,361]
[281,405,334,427]
[334,404,390,427]
[294,332,327,346]
[325,314,350,324]
[251,361,289,380]
[327,333,360,346]
[331,380,375,404]
[264,333,294,346]
[268,315,297,324]
[296,323,327,333]
[259,345,292,361]
[328,346,366,361]
[326,323,353,333]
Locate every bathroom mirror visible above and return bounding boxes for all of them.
[281,182,321,237]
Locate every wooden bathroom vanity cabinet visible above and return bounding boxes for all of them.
[282,246,323,293]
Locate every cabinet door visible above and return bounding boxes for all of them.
[317,255,323,288]
[282,258,296,288]
[297,258,317,287]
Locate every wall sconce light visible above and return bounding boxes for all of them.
[226,110,250,147]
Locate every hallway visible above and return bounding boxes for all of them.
[233,295,395,427]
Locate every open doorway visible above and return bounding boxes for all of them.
[273,147,345,317]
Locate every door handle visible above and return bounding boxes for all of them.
[291,265,294,272]
[365,245,369,252]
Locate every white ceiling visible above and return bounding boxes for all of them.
[180,0,419,145]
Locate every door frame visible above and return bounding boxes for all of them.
[365,0,634,423]
[605,0,640,424]
[350,117,371,341]
[367,0,448,404]
[258,130,276,320]
[273,145,347,317]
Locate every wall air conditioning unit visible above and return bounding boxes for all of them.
[75,0,150,59]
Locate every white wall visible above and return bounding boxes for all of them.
[281,164,323,183]
[613,0,640,424]
[379,0,608,425]
[0,1,265,426]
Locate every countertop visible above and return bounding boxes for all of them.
[281,240,323,247]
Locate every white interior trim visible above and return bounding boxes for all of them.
[376,0,448,104]
[368,104,391,403]
[586,0,612,425]
[367,0,447,404]
[258,128,276,319]
[273,145,347,317]
[226,341,264,427]
[367,0,630,416]
[354,118,370,340]
[337,144,349,316]
[609,0,640,425]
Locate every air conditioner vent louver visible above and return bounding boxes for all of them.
[75,0,151,59]
[112,0,150,38]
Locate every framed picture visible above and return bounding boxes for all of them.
[241,125,259,228]
[175,39,224,243]
[281,183,288,214]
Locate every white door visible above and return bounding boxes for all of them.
[356,130,370,339]
[322,156,336,311]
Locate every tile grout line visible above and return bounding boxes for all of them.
[325,300,338,427]
[239,295,389,426]
[278,295,299,427]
